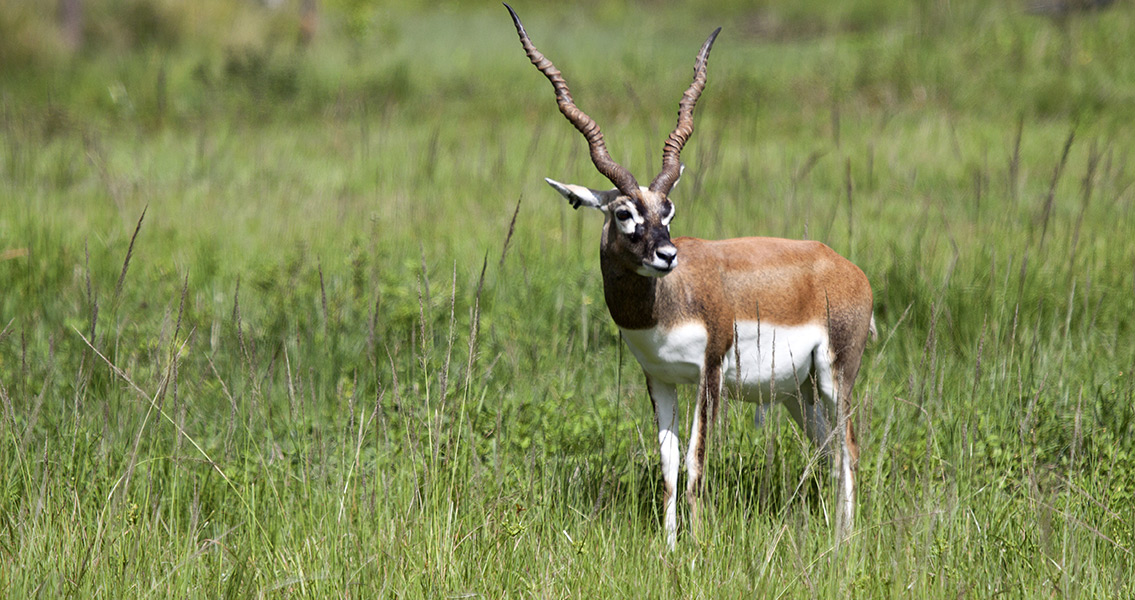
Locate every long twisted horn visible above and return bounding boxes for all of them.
[650,27,721,195]
[505,4,640,198]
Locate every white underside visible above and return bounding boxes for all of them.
[622,321,850,549]
[620,321,834,405]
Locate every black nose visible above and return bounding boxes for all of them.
[656,247,676,265]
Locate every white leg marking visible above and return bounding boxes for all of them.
[685,395,703,497]
[839,429,855,533]
[830,350,856,543]
[649,379,681,549]
[685,366,721,539]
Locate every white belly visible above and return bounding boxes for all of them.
[722,321,827,403]
[620,323,707,385]
[620,321,829,401]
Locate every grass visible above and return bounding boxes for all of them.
[2,0,1135,597]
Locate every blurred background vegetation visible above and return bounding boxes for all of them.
[3,0,1132,126]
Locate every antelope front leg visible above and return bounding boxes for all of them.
[685,362,721,540]
[648,377,681,549]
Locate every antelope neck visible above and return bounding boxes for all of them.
[600,254,662,330]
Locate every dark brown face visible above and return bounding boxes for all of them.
[605,190,677,278]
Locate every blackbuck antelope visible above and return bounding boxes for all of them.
[506,5,875,548]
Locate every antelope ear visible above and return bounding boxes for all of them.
[545,178,621,211]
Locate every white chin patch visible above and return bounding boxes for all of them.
[636,261,676,278]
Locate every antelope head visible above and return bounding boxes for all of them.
[505,4,720,278]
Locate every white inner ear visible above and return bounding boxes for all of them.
[545,178,598,208]
[544,178,620,211]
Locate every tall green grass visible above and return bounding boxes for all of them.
[2,1,1134,597]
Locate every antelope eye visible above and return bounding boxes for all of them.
[615,209,632,221]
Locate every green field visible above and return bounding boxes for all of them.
[2,0,1134,596]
